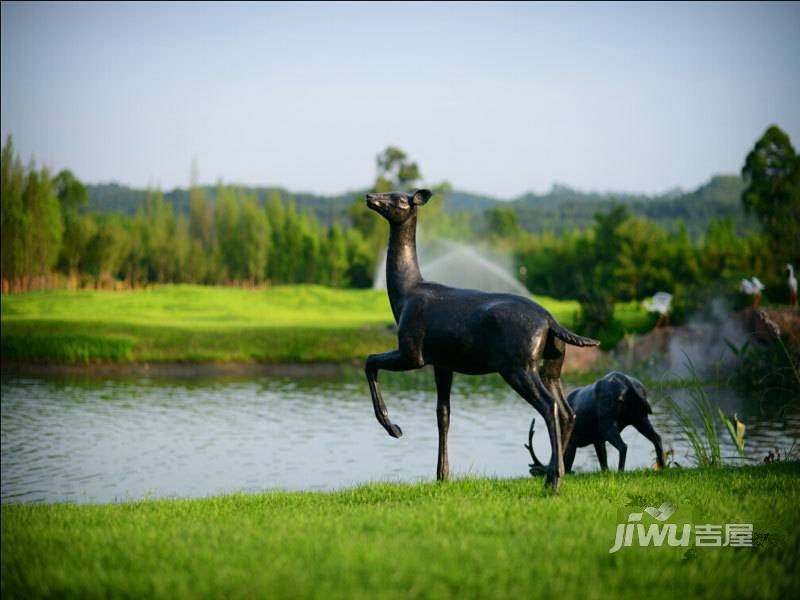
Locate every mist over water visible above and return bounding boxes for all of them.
[662,297,751,380]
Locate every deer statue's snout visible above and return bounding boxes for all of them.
[365,193,388,213]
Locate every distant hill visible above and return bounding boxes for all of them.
[86,174,753,238]
[443,190,501,212]
[510,183,654,208]
[508,175,752,236]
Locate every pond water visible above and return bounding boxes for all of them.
[2,371,798,504]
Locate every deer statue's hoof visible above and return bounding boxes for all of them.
[544,464,562,494]
[388,424,403,438]
[545,476,561,494]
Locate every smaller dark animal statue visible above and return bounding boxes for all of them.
[526,371,666,474]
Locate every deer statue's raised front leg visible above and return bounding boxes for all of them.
[434,366,453,481]
[365,350,418,438]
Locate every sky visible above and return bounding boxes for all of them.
[2,1,799,198]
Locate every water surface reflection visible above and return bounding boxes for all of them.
[2,373,797,504]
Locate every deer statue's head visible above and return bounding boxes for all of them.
[365,189,432,224]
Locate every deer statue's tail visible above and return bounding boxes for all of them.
[548,317,601,347]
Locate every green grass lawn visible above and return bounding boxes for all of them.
[0,285,649,363]
[2,463,797,599]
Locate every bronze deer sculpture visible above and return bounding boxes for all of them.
[364,189,599,491]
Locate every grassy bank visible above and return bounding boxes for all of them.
[1,285,396,363]
[0,285,646,364]
[2,463,797,599]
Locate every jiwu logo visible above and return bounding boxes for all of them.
[609,500,752,553]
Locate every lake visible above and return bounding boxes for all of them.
[2,371,798,504]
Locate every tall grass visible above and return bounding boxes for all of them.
[667,358,750,466]
[776,334,800,387]
[668,385,722,467]
[725,327,800,399]
[0,334,133,363]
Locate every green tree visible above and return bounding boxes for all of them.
[214,184,240,282]
[592,204,629,281]
[666,221,701,288]
[741,125,800,263]
[53,169,88,212]
[84,215,129,286]
[23,164,63,286]
[485,206,520,240]
[281,199,304,283]
[189,183,214,253]
[184,181,211,284]
[54,169,91,277]
[173,214,191,283]
[325,223,349,287]
[145,189,177,282]
[62,214,97,278]
[344,227,375,288]
[239,193,270,285]
[297,212,321,284]
[122,207,148,287]
[184,238,208,284]
[375,146,421,192]
[416,182,466,241]
[611,217,673,300]
[700,217,747,280]
[265,191,286,283]
[0,136,27,289]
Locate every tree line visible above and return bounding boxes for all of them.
[2,127,797,317]
[506,125,798,336]
[0,136,377,292]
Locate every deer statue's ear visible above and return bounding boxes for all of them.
[623,374,653,414]
[411,189,433,205]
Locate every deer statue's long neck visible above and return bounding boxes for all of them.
[386,212,422,322]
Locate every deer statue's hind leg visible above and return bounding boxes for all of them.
[502,366,564,492]
[434,366,453,481]
[365,349,423,438]
[540,333,575,452]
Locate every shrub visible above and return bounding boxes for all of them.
[0,334,133,363]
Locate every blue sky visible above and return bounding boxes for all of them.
[2,1,799,197]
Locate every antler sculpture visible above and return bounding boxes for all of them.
[524,417,548,476]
